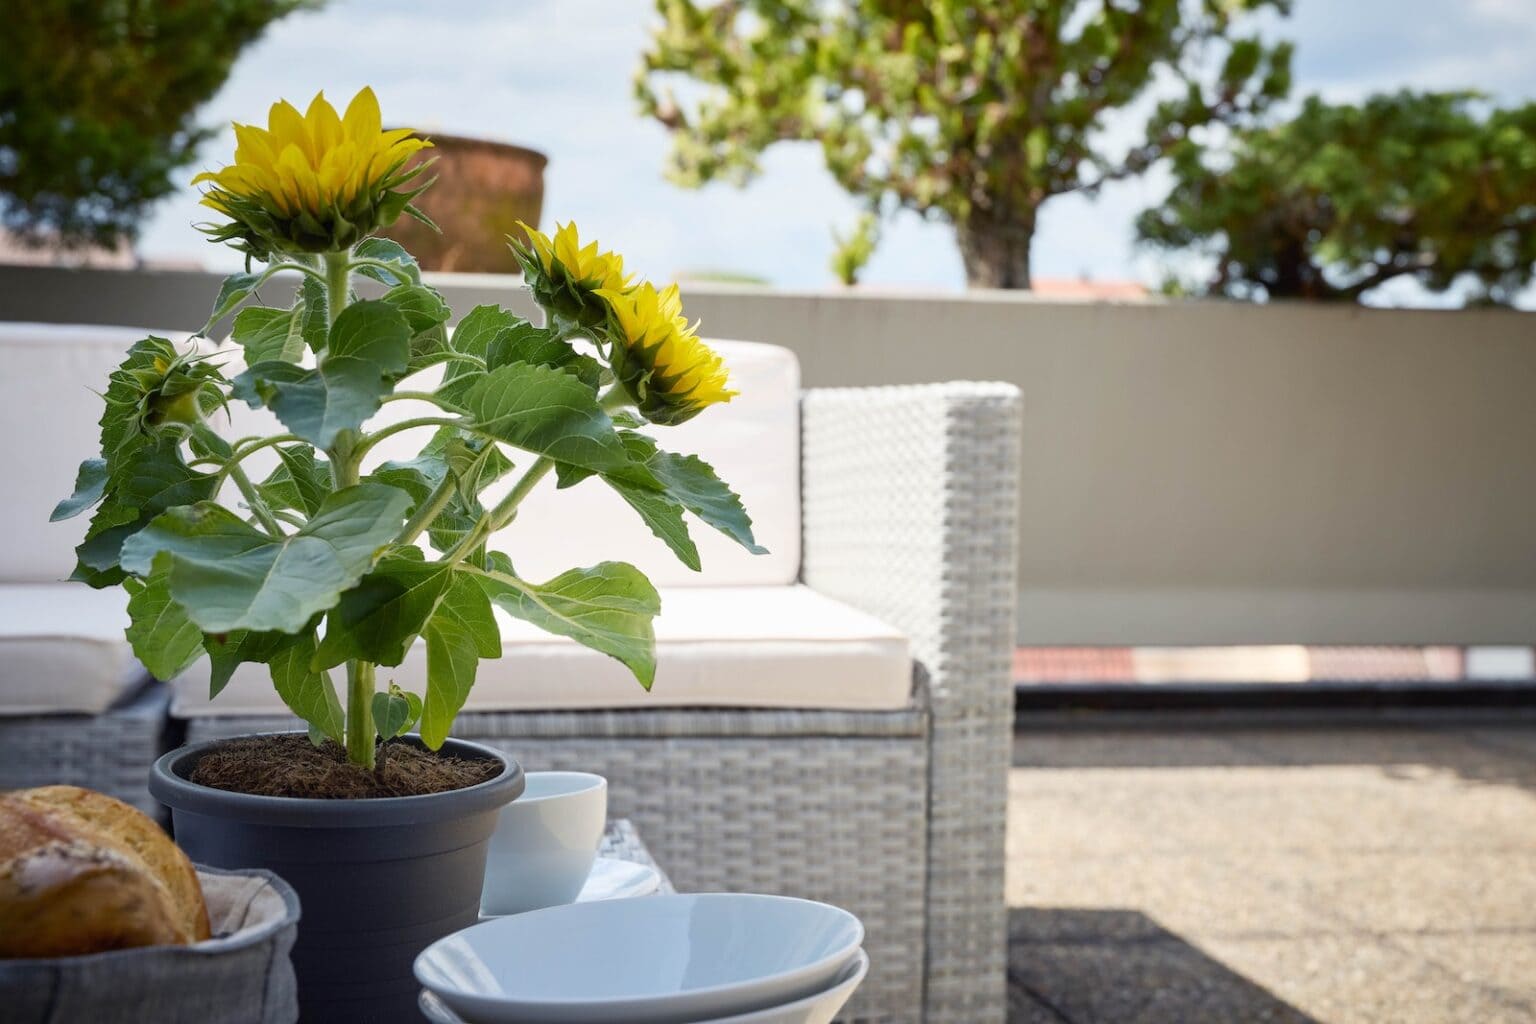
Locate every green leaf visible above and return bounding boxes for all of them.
[475,561,659,688]
[269,632,344,743]
[484,320,603,389]
[313,552,454,669]
[327,299,412,375]
[203,270,263,333]
[230,305,303,364]
[231,358,386,449]
[352,238,421,285]
[52,459,108,521]
[419,570,500,748]
[75,438,219,574]
[257,445,330,517]
[610,480,700,571]
[297,276,329,356]
[372,683,422,739]
[460,363,658,487]
[124,555,205,681]
[119,483,412,633]
[203,628,307,699]
[621,433,767,554]
[382,283,451,334]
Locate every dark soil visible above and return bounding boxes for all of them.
[188,734,501,799]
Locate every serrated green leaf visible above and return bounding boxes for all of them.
[52,459,108,521]
[231,357,388,449]
[474,560,659,688]
[314,552,454,669]
[203,270,263,332]
[270,632,344,743]
[485,320,603,389]
[203,628,307,699]
[327,299,412,374]
[124,555,205,681]
[118,483,412,633]
[619,432,766,554]
[460,363,658,487]
[419,570,499,748]
[230,305,303,364]
[353,238,421,285]
[257,445,330,517]
[75,438,219,574]
[382,283,451,334]
[297,276,329,356]
[436,305,517,400]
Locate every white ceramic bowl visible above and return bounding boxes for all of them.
[481,771,607,915]
[417,950,868,1024]
[415,893,865,1024]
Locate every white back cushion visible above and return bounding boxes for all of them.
[19,328,803,589]
[501,339,800,586]
[0,323,190,582]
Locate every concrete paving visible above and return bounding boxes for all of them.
[1007,720,1536,1023]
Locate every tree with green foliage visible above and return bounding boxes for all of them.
[637,0,1292,289]
[0,0,314,250]
[1137,91,1536,304]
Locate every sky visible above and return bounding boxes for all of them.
[137,0,1536,301]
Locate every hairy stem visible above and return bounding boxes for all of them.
[345,660,377,769]
[323,247,379,769]
[194,423,283,535]
[395,472,458,547]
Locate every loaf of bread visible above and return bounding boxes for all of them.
[0,785,210,957]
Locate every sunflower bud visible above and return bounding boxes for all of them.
[511,221,632,332]
[193,87,433,258]
[597,282,736,426]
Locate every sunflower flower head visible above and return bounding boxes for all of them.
[597,282,736,425]
[192,87,433,258]
[512,221,634,331]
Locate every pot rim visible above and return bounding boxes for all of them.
[149,732,524,829]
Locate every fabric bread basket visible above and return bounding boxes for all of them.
[0,865,300,1024]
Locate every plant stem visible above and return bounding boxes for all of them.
[323,247,378,769]
[193,423,284,535]
[345,660,377,770]
[323,251,351,326]
[396,472,458,547]
[350,416,466,461]
[347,257,415,285]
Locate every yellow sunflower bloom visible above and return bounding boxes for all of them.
[511,220,633,331]
[598,282,736,425]
[192,87,433,257]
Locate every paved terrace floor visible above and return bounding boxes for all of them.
[1006,718,1536,1023]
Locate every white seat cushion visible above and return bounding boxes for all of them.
[172,585,913,717]
[0,584,146,714]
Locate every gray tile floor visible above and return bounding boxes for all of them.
[1007,719,1536,1023]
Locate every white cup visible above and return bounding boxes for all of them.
[481,771,608,915]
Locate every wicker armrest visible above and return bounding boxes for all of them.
[801,381,1021,1022]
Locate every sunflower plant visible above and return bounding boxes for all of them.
[54,88,761,770]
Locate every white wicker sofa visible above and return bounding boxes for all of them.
[4,322,1020,1022]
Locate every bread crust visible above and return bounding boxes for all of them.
[0,786,210,958]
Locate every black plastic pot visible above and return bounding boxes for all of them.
[150,734,524,1023]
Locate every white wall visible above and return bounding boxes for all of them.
[5,265,1534,644]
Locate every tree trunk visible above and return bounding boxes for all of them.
[956,208,1036,289]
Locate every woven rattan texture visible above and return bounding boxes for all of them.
[803,382,1022,1023]
[0,683,168,814]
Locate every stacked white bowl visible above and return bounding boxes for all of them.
[414,893,868,1024]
